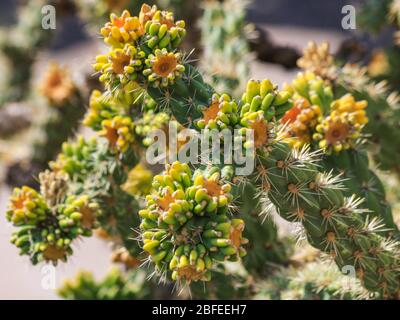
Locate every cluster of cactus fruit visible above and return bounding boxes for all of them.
[4,3,400,300]
[7,171,100,265]
[297,41,400,177]
[140,162,247,282]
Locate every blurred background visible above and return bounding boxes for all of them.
[0,0,398,299]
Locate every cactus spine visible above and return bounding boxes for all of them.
[298,41,400,177]
[281,68,399,238]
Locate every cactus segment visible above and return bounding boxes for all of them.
[254,139,400,298]
[282,68,398,237]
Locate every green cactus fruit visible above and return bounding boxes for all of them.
[134,109,170,147]
[50,136,98,179]
[241,79,293,121]
[195,93,239,130]
[7,172,101,265]
[58,268,157,300]
[140,161,247,283]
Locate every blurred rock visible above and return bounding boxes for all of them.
[0,102,32,137]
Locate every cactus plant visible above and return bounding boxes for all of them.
[5,3,400,300]
[199,0,253,97]
[58,268,157,300]
[90,4,400,297]
[297,40,400,177]
[281,67,399,238]
[256,260,369,300]
[0,0,75,106]
[5,63,86,188]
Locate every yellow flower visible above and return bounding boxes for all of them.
[330,94,368,126]
[282,98,321,148]
[99,116,135,153]
[7,186,48,225]
[94,43,145,91]
[313,94,368,154]
[100,10,143,47]
[143,48,185,87]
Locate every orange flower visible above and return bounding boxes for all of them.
[40,63,75,105]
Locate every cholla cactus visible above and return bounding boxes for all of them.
[140,162,247,283]
[50,135,142,259]
[58,268,156,300]
[90,4,400,297]
[282,67,399,238]
[5,63,86,188]
[200,0,253,97]
[6,3,400,300]
[0,0,75,105]
[256,260,369,300]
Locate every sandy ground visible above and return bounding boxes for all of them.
[0,25,345,299]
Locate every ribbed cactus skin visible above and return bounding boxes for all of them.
[283,71,398,238]
[322,149,399,238]
[256,141,400,298]
[146,64,213,126]
[234,182,289,273]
